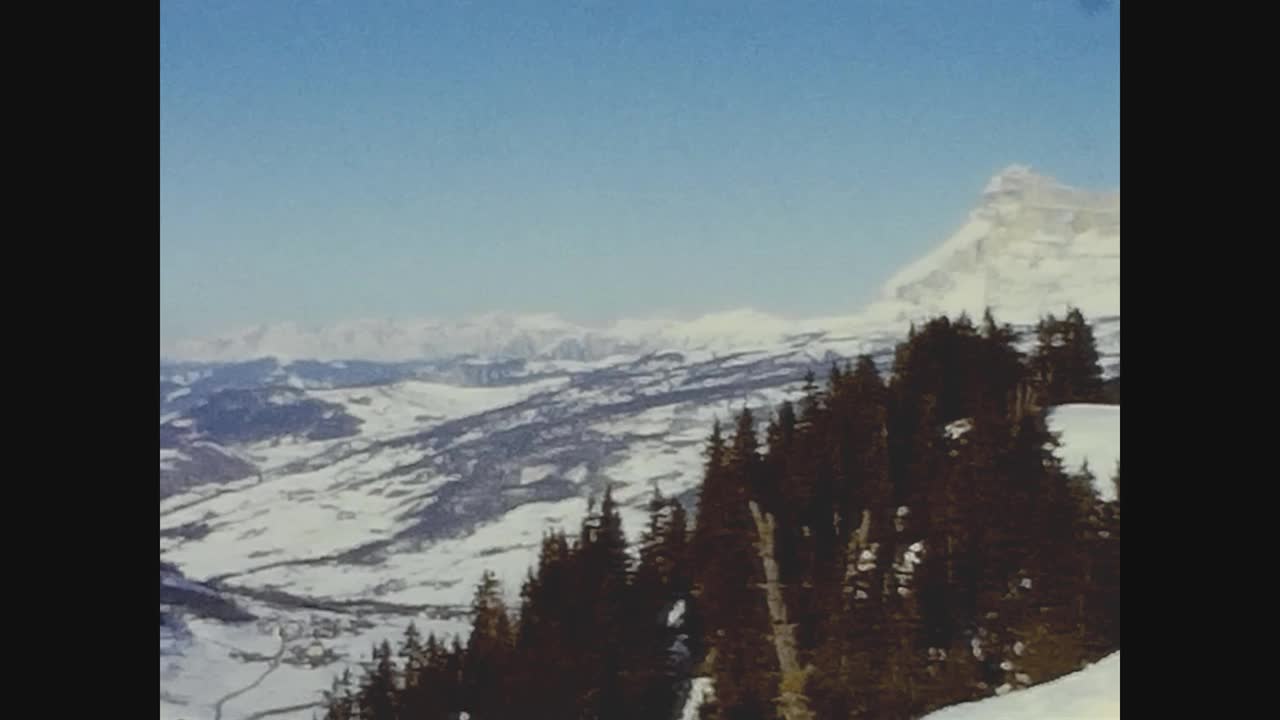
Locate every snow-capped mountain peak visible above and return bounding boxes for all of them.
[870,166,1119,326]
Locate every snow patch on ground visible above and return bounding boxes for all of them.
[312,378,567,442]
[1048,404,1120,501]
[923,653,1119,720]
[519,464,558,486]
[224,496,591,608]
[679,677,715,720]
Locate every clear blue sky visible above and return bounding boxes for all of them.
[161,0,1118,342]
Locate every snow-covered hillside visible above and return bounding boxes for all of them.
[672,652,1119,720]
[923,653,1120,720]
[868,164,1119,326]
[1049,404,1121,501]
[159,167,1120,719]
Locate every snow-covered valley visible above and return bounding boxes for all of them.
[160,167,1119,719]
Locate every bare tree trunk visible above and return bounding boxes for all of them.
[748,500,815,720]
[1014,379,1042,424]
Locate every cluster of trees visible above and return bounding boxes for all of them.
[321,489,697,720]
[695,309,1120,719]
[1029,308,1109,405]
[320,308,1120,720]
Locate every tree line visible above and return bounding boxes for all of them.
[320,308,1120,720]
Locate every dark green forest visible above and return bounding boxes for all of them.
[320,309,1120,720]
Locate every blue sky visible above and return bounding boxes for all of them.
[160,0,1118,342]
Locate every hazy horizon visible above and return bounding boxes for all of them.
[161,0,1119,346]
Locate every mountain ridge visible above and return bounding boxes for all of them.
[162,166,1118,365]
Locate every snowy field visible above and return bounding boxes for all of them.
[160,398,1120,719]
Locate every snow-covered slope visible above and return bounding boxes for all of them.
[923,653,1120,720]
[158,360,1121,719]
[867,165,1119,326]
[1049,404,1121,501]
[159,167,1120,719]
[675,653,1119,720]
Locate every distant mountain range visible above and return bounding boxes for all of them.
[162,166,1118,366]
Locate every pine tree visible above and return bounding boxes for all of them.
[1085,460,1121,655]
[446,636,465,708]
[967,411,1092,693]
[760,402,797,517]
[904,310,1028,673]
[1062,308,1105,403]
[977,310,1025,417]
[400,622,425,685]
[817,354,891,645]
[412,632,451,720]
[463,571,512,719]
[779,394,825,653]
[692,420,729,587]
[519,540,581,719]
[396,622,429,717]
[828,361,846,399]
[626,489,693,720]
[799,370,820,419]
[1030,309,1105,405]
[762,400,808,656]
[322,668,357,720]
[590,486,634,720]
[809,494,876,718]
[357,641,398,720]
[1030,313,1062,405]
[697,408,776,720]
[893,391,945,567]
[1112,460,1120,505]
[638,486,670,592]
[666,499,692,598]
[848,355,892,550]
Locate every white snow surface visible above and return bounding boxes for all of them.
[679,677,716,720]
[1048,404,1120,501]
[310,377,568,442]
[675,654,1119,720]
[160,448,190,471]
[871,165,1119,327]
[923,653,1119,720]
[667,599,687,628]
